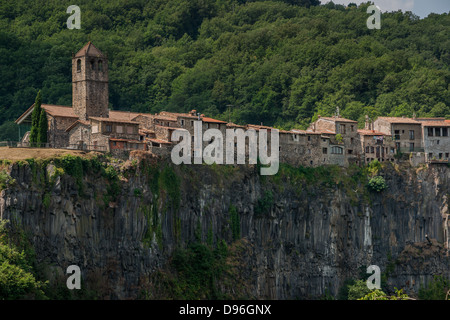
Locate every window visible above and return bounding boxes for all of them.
[435,128,441,137]
[365,146,369,153]
[77,59,81,72]
[439,153,443,159]
[339,124,346,134]
[307,136,311,141]
[116,126,123,133]
[443,128,448,137]
[127,126,134,134]
[394,130,400,140]
[323,148,328,154]
[351,125,354,132]
[91,60,95,70]
[293,134,299,141]
[409,130,414,140]
[390,148,395,154]
[370,146,374,153]
[112,141,117,146]
[348,149,353,154]
[106,125,112,133]
[191,121,194,126]
[446,153,449,159]
[331,146,343,154]
[351,138,354,144]
[409,143,414,152]
[98,60,103,71]
[437,140,440,145]
[428,127,434,137]
[181,119,185,126]
[92,125,98,133]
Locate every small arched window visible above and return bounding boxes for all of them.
[91,60,95,70]
[98,60,103,71]
[77,59,81,72]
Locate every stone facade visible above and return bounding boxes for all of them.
[421,121,450,162]
[72,42,109,120]
[373,117,423,154]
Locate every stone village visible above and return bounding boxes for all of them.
[14,43,450,169]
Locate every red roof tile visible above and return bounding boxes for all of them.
[376,117,421,124]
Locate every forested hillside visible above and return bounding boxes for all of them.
[0,0,449,140]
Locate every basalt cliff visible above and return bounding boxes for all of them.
[0,155,449,299]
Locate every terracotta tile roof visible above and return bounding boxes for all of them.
[159,111,198,119]
[226,122,246,129]
[309,128,336,134]
[202,117,227,124]
[154,115,177,122]
[319,116,358,123]
[291,129,307,134]
[74,41,106,58]
[89,116,139,125]
[148,138,172,144]
[420,121,450,127]
[108,110,141,121]
[15,104,78,124]
[358,129,386,136]
[65,120,90,132]
[139,128,155,134]
[376,117,421,124]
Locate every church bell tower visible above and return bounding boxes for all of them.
[72,42,109,120]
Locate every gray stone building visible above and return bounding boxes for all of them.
[420,120,450,163]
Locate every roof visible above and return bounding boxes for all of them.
[415,117,446,122]
[375,117,421,124]
[89,116,139,125]
[159,111,198,119]
[155,125,178,130]
[420,121,450,127]
[226,122,246,129]
[110,138,144,143]
[148,138,172,144]
[318,116,358,123]
[202,117,227,124]
[65,120,90,132]
[74,42,106,58]
[154,115,177,122]
[358,129,386,136]
[291,129,307,134]
[15,104,78,124]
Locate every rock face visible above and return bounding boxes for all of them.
[1,160,449,299]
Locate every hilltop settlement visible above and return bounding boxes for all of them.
[15,43,450,167]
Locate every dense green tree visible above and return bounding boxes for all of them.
[0,1,448,130]
[37,108,48,146]
[29,90,42,146]
[0,220,47,299]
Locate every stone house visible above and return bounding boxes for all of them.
[307,116,362,166]
[373,117,424,153]
[420,121,450,163]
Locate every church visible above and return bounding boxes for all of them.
[15,42,171,155]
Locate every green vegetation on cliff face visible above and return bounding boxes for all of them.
[1,0,449,141]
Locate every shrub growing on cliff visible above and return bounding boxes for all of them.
[418,275,450,300]
[367,176,387,192]
[0,220,47,299]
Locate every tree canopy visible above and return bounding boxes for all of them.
[0,0,448,139]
